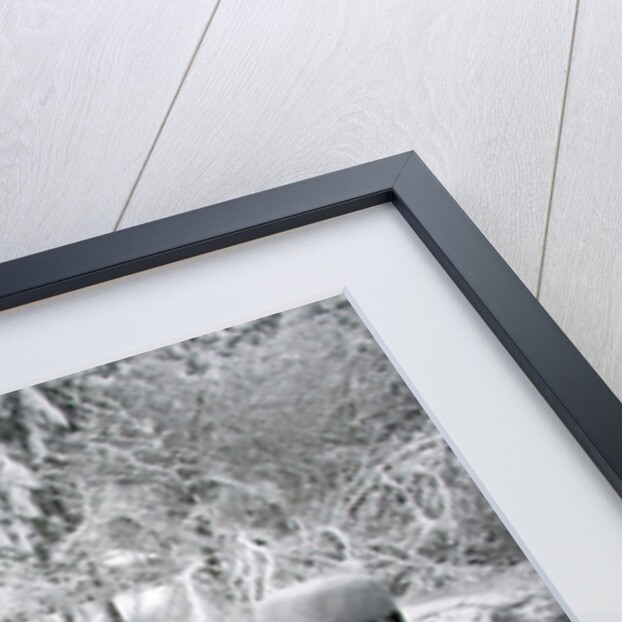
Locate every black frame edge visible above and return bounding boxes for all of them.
[0,152,410,312]
[393,151,622,499]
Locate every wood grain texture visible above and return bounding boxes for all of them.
[539,0,622,399]
[119,0,576,290]
[0,0,217,262]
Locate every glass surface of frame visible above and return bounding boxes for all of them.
[1,205,621,620]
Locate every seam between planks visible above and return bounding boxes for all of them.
[535,0,581,298]
[113,0,225,231]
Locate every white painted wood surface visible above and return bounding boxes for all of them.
[118,0,576,290]
[0,0,217,262]
[3,2,618,419]
[539,0,622,400]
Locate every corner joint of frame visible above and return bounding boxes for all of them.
[390,151,415,196]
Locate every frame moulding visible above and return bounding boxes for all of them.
[1,150,621,501]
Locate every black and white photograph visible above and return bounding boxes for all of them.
[0,296,566,621]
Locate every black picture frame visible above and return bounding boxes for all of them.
[1,151,620,501]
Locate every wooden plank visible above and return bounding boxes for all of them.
[539,0,622,399]
[119,0,576,290]
[0,0,218,262]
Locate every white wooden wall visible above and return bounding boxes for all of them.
[1,1,620,399]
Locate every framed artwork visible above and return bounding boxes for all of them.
[0,152,620,620]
